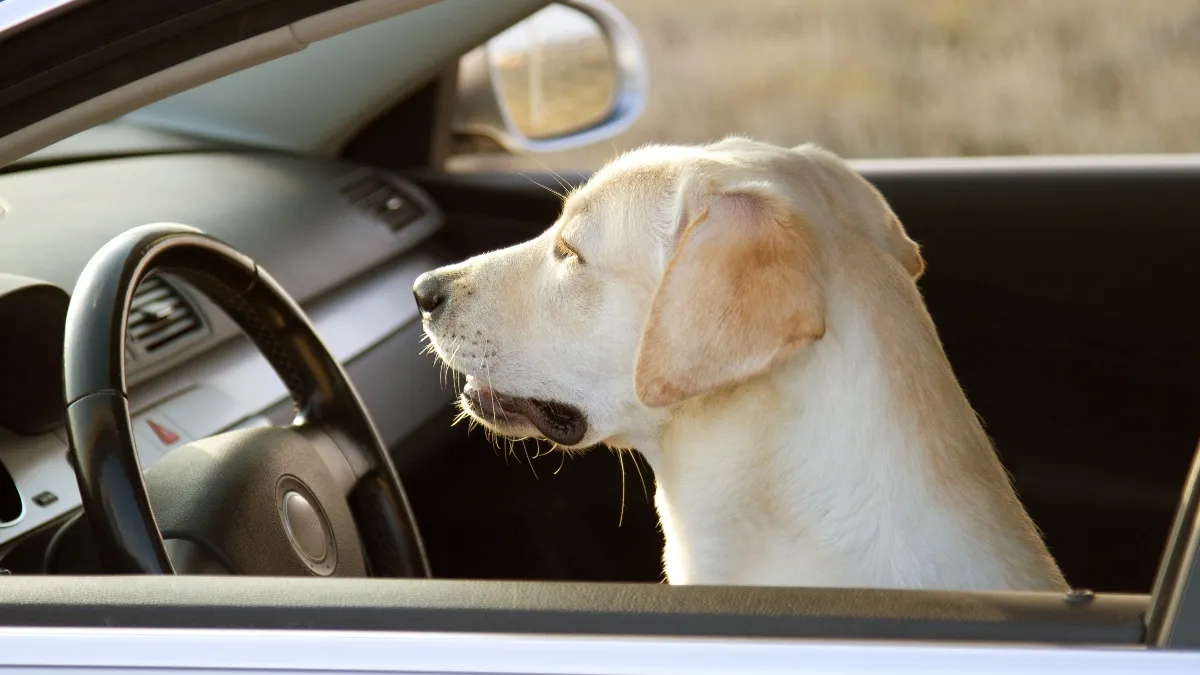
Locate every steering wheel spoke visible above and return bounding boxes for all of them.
[293,421,369,498]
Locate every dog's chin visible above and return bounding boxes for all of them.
[460,375,588,447]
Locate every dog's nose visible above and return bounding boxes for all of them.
[413,272,445,317]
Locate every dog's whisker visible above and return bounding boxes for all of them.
[522,440,539,480]
[492,430,509,465]
[436,336,463,392]
[436,344,452,389]
[447,337,465,390]
[554,444,567,475]
[616,450,627,528]
[519,172,566,202]
[630,450,650,503]
[482,351,500,422]
[451,407,474,428]
[531,157,574,200]
[451,338,463,386]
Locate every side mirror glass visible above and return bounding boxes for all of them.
[450,0,647,155]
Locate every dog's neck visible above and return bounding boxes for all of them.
[635,251,1067,591]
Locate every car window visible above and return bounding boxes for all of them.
[448,0,1200,172]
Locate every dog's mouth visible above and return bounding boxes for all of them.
[461,375,588,446]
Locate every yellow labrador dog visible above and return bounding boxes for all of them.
[413,138,1067,591]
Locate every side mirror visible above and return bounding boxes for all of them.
[450,0,648,156]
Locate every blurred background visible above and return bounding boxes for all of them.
[450,0,1200,172]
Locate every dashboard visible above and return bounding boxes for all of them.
[0,146,457,555]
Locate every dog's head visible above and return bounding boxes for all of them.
[414,138,923,450]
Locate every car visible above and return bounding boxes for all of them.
[0,0,1198,672]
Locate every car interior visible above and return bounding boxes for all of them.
[0,0,1198,652]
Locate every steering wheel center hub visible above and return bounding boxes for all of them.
[278,478,335,574]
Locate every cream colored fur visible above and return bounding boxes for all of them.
[417,137,1067,591]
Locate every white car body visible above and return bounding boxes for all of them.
[0,1,1197,673]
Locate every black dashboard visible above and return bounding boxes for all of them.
[0,144,457,558]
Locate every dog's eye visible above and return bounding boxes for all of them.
[553,235,584,264]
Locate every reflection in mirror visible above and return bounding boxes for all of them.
[488,4,617,140]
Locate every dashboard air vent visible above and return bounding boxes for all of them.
[127,276,205,354]
[338,173,425,232]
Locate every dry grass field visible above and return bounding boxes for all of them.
[452,0,1200,172]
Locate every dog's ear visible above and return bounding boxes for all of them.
[794,143,924,280]
[859,174,923,279]
[634,181,825,408]
[884,208,925,279]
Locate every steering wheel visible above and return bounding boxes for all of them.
[62,223,430,577]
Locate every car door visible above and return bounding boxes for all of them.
[2,0,1200,672]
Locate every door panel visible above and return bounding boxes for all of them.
[0,576,1147,645]
[5,620,1193,675]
